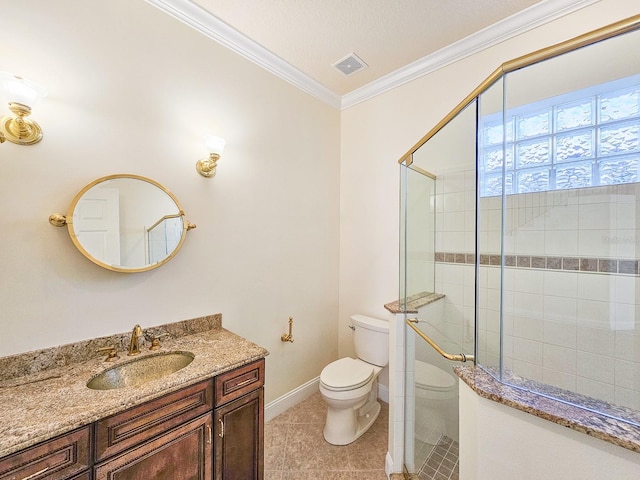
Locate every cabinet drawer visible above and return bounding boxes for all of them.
[215,359,265,407]
[95,379,213,462]
[0,426,90,480]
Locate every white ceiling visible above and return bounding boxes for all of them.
[147,0,599,108]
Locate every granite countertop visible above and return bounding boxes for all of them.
[0,314,269,458]
[455,364,640,453]
[384,291,445,314]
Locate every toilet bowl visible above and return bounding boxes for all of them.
[414,360,458,444]
[319,314,389,445]
[415,360,457,399]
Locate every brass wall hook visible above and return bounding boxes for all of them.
[281,316,294,343]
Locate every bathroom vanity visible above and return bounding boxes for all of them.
[0,315,268,480]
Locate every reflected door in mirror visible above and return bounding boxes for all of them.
[73,187,121,265]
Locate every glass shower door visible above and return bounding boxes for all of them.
[400,162,437,476]
[401,101,478,478]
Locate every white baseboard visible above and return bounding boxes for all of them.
[265,376,320,422]
[378,383,389,404]
[265,377,391,423]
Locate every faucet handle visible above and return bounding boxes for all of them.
[96,346,120,362]
[148,334,170,351]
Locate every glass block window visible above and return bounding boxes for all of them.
[479,76,640,196]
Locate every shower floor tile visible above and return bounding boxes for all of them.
[416,435,459,480]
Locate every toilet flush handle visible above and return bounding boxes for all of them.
[348,325,355,331]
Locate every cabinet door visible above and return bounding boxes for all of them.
[94,414,212,480]
[0,426,90,480]
[214,388,264,480]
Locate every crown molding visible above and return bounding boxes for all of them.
[147,0,599,111]
[341,0,600,109]
[145,0,342,108]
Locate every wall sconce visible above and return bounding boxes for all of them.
[0,72,47,146]
[196,136,226,177]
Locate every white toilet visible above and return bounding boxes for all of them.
[319,314,389,445]
[414,360,458,444]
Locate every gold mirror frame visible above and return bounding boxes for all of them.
[49,174,196,273]
[398,14,640,165]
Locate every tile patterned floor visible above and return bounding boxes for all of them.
[264,391,460,480]
[264,392,388,479]
[415,436,459,480]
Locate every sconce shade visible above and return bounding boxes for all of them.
[0,72,47,146]
[0,72,47,107]
[196,136,226,177]
[205,135,226,155]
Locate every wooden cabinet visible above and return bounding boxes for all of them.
[94,414,212,480]
[0,426,91,480]
[214,359,265,480]
[0,359,265,480]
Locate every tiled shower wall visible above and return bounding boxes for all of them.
[434,167,640,411]
[432,167,476,356]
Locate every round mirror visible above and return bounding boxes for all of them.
[51,174,195,272]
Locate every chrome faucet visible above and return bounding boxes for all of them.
[128,325,143,356]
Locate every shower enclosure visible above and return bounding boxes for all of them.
[398,15,640,479]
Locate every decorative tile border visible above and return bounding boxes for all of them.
[435,252,640,275]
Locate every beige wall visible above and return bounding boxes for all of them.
[0,0,340,403]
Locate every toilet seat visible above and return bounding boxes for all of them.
[320,357,374,392]
[415,360,456,392]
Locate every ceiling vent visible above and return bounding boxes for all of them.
[332,52,368,76]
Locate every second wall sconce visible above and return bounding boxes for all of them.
[0,72,47,146]
[196,135,226,177]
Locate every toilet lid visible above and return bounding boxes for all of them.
[320,358,374,391]
[415,361,456,391]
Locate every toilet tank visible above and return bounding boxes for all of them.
[351,314,389,367]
